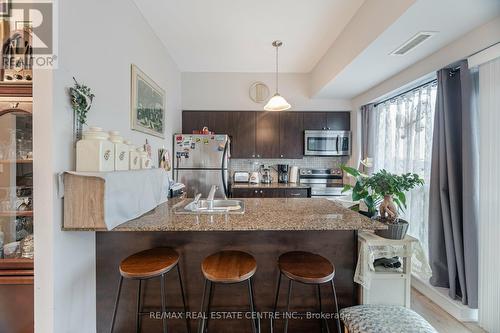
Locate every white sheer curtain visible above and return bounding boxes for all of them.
[477,56,500,331]
[370,83,437,259]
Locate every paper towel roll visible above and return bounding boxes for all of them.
[289,166,299,183]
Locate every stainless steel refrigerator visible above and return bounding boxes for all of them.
[173,134,230,198]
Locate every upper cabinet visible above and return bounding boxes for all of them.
[230,112,256,158]
[255,112,280,158]
[279,112,303,158]
[326,112,350,130]
[182,111,210,134]
[303,112,328,130]
[182,110,350,159]
[302,111,350,131]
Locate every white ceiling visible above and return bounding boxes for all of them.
[133,0,365,73]
[134,0,500,99]
[315,0,500,98]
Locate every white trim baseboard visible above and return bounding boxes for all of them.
[412,275,478,322]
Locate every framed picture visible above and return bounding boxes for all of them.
[0,0,10,18]
[130,64,166,138]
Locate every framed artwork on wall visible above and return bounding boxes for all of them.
[130,64,166,138]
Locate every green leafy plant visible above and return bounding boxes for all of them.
[342,165,424,221]
[69,77,95,125]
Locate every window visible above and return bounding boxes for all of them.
[371,82,437,260]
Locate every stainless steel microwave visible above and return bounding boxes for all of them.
[304,130,351,156]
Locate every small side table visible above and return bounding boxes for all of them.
[356,231,418,308]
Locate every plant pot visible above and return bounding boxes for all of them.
[375,219,409,240]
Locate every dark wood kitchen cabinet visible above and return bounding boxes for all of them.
[229,112,256,158]
[182,111,210,133]
[182,110,350,158]
[182,111,232,134]
[255,111,280,158]
[302,111,350,131]
[279,112,303,158]
[208,111,231,134]
[326,111,350,130]
[231,187,285,198]
[285,188,309,198]
[303,112,328,130]
[231,187,309,198]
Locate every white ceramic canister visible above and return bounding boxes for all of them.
[137,147,151,169]
[76,127,114,172]
[125,141,141,170]
[108,131,129,171]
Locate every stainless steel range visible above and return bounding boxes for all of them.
[299,168,344,197]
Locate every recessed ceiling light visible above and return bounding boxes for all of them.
[390,31,438,56]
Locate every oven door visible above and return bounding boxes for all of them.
[304,130,351,156]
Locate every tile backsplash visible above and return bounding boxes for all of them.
[230,156,347,181]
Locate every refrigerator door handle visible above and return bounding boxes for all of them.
[221,140,229,198]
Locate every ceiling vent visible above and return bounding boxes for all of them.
[390,31,437,56]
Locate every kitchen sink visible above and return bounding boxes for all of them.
[174,199,245,214]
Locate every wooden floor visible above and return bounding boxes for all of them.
[411,288,486,333]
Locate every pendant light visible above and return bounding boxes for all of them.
[264,40,291,111]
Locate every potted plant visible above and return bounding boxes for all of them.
[69,77,95,141]
[342,166,423,239]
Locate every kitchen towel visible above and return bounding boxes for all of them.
[58,168,170,230]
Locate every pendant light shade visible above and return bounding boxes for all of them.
[264,40,291,111]
[264,93,291,111]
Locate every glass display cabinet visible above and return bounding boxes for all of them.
[0,84,33,333]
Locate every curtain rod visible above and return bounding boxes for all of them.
[373,79,437,108]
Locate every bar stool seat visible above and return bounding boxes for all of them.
[120,247,180,279]
[278,251,335,284]
[202,250,257,283]
[198,250,259,332]
[273,251,341,333]
[110,247,190,333]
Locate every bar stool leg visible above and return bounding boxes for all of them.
[205,282,214,333]
[330,280,341,333]
[318,284,324,333]
[247,278,257,333]
[110,276,123,333]
[136,279,142,333]
[284,279,293,333]
[177,264,191,333]
[271,272,282,333]
[198,279,208,333]
[160,273,168,333]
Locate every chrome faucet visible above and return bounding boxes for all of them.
[192,193,202,209]
[207,185,218,210]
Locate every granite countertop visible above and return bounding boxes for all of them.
[95,198,386,232]
[231,182,310,189]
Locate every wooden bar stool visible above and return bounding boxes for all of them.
[110,247,190,333]
[198,250,259,333]
[272,251,341,333]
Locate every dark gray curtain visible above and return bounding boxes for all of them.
[360,104,374,173]
[429,60,479,308]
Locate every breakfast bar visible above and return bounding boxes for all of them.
[76,198,386,333]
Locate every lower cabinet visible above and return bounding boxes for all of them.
[231,187,309,198]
